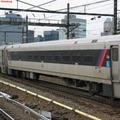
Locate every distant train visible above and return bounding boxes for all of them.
[0,35,120,99]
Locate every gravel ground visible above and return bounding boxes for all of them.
[1,76,120,120]
[0,98,39,120]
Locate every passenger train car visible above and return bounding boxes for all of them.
[0,35,120,99]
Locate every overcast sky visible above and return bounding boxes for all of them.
[0,0,119,37]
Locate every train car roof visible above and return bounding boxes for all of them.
[6,35,120,49]
[0,45,7,50]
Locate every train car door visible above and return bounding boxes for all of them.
[111,46,119,80]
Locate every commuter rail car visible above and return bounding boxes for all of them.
[0,35,120,99]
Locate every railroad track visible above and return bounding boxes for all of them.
[1,74,120,119]
[35,80,120,117]
[0,108,17,120]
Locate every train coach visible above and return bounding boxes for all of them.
[0,35,120,99]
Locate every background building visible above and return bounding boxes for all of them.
[28,30,34,43]
[101,18,113,36]
[0,12,34,45]
[44,30,59,41]
[101,18,120,36]
[59,14,86,39]
[34,35,44,42]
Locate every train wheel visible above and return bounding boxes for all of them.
[89,82,100,95]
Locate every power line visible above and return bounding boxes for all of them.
[22,0,57,10]
[16,0,49,11]
[50,0,112,12]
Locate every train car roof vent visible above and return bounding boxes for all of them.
[74,41,78,44]
[91,39,98,43]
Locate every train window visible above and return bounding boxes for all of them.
[62,56,70,62]
[11,55,15,60]
[72,56,81,62]
[28,55,32,60]
[46,56,52,61]
[112,48,118,61]
[83,56,93,63]
[12,54,17,60]
[18,55,21,60]
[34,55,38,60]
[40,55,45,61]
[54,56,61,61]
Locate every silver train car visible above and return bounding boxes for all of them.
[0,35,120,99]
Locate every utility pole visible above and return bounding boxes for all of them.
[67,3,70,39]
[114,0,117,34]
[4,32,7,45]
[26,15,28,43]
[16,0,18,9]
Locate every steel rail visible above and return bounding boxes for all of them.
[0,108,14,120]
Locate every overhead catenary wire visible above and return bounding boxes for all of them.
[38,0,115,20]
[16,0,50,11]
